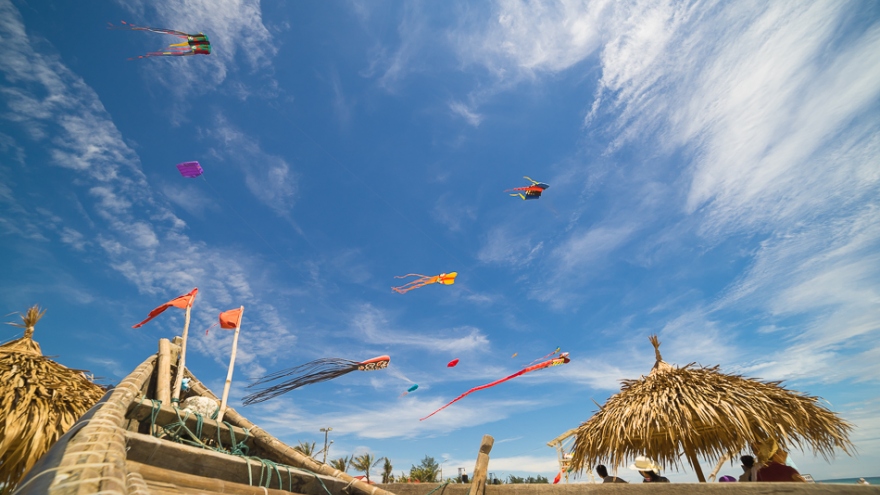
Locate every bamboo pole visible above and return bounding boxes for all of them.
[707,452,730,482]
[468,435,494,495]
[684,445,706,482]
[171,304,193,403]
[157,338,172,406]
[217,306,244,423]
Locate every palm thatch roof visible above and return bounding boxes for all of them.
[569,335,854,481]
[0,305,105,494]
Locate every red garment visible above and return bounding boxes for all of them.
[132,288,198,328]
[757,462,802,482]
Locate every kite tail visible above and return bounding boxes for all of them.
[109,20,190,38]
[419,355,569,421]
[393,273,428,279]
[242,357,361,405]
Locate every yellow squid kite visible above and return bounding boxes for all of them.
[392,272,458,294]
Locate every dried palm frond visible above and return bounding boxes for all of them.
[569,336,854,477]
[0,305,104,495]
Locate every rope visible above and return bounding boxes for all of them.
[423,479,452,495]
[135,396,338,494]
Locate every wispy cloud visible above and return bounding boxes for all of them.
[453,0,608,77]
[432,193,477,232]
[477,224,543,265]
[353,304,489,354]
[448,100,483,127]
[0,1,296,372]
[206,115,300,219]
[250,394,540,439]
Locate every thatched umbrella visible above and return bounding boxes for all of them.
[569,336,854,482]
[0,305,105,494]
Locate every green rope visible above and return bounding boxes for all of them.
[424,479,452,495]
[137,397,334,494]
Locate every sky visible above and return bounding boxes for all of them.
[1,0,878,484]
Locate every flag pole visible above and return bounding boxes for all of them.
[217,306,244,423]
[171,302,193,404]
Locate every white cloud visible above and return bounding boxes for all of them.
[0,1,296,373]
[455,0,608,76]
[353,304,490,354]
[116,0,277,101]
[432,193,477,232]
[477,225,543,265]
[207,115,299,219]
[249,394,540,439]
[448,101,483,127]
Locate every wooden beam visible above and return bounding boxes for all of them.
[184,370,398,495]
[125,432,349,495]
[157,338,172,406]
[126,398,256,450]
[129,461,303,495]
[467,435,494,495]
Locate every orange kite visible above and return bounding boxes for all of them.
[392,272,457,294]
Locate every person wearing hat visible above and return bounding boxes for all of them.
[629,456,670,483]
[753,439,806,482]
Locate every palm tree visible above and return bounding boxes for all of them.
[294,440,317,458]
[330,455,351,473]
[381,457,393,483]
[351,453,383,483]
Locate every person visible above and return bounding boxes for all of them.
[754,439,807,482]
[858,478,870,485]
[739,455,758,482]
[595,465,627,483]
[629,456,670,483]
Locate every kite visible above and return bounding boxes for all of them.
[506,176,549,200]
[132,288,198,328]
[420,352,570,421]
[400,384,419,397]
[392,272,457,294]
[242,355,390,405]
[511,353,518,358]
[110,21,211,59]
[177,161,204,178]
[528,347,561,365]
[447,359,459,368]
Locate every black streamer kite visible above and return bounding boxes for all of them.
[242,355,390,405]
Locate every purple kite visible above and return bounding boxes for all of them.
[176,161,203,178]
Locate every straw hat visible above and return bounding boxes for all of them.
[629,456,661,474]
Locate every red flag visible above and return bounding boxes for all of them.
[553,471,562,484]
[132,288,198,328]
[219,308,243,329]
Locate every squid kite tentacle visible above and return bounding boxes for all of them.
[242,355,390,405]
[391,272,456,293]
[420,353,570,420]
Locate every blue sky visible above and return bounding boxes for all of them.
[1,0,878,483]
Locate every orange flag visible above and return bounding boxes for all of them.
[132,288,198,328]
[219,308,243,329]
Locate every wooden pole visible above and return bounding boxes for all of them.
[217,306,244,423]
[171,303,193,403]
[468,435,494,495]
[685,445,706,482]
[157,338,172,406]
[707,453,730,482]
